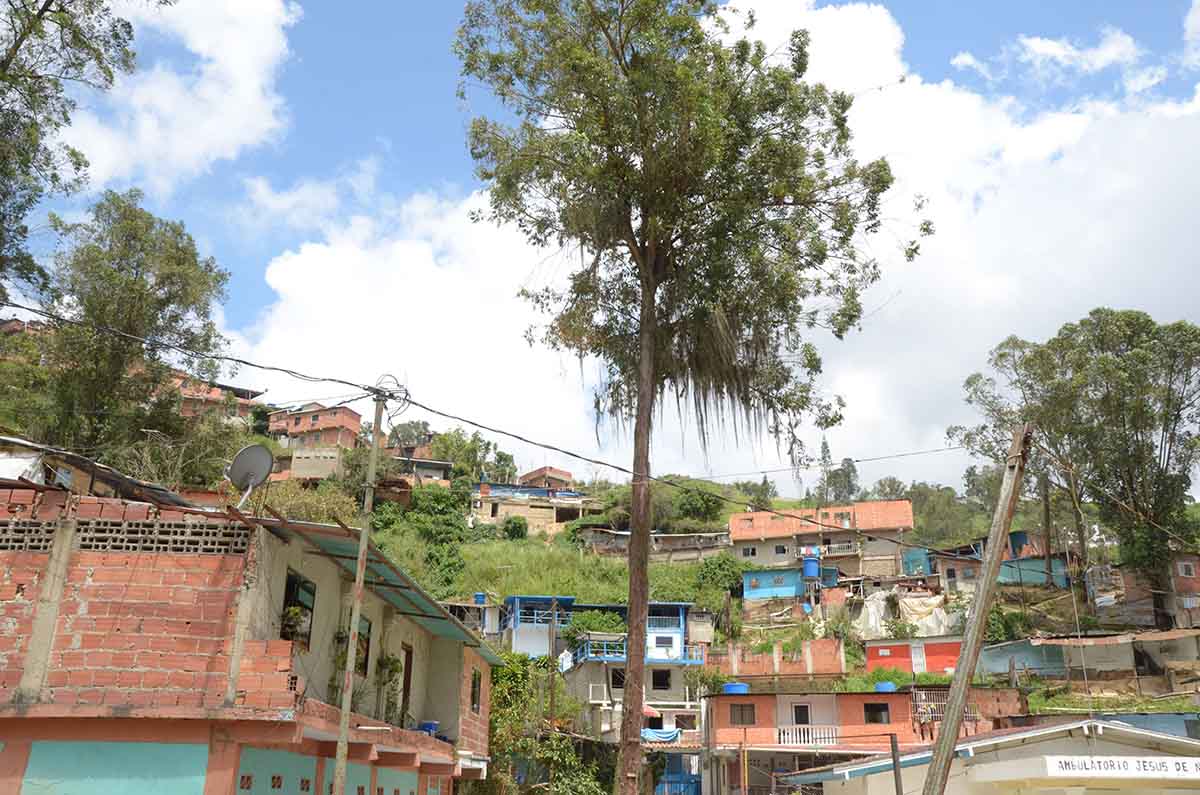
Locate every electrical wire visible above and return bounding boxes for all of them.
[9,297,973,560]
[701,446,967,480]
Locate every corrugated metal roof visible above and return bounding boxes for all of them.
[1032,628,1200,646]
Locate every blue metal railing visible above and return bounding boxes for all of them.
[572,638,705,665]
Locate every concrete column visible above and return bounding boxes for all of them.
[224,526,265,705]
[15,517,77,703]
[202,727,242,795]
[803,641,814,675]
[772,641,782,674]
[0,740,31,793]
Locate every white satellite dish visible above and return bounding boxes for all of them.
[226,444,274,509]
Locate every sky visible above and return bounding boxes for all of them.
[39,0,1200,499]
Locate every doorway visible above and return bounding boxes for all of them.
[399,643,414,727]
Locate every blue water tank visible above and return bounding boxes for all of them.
[802,555,821,579]
[874,681,898,693]
[722,682,750,695]
[474,592,486,605]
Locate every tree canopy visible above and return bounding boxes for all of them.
[0,0,170,296]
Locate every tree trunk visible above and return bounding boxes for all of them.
[617,281,657,795]
[1040,474,1052,583]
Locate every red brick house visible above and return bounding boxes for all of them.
[268,403,362,450]
[517,466,573,490]
[0,486,497,794]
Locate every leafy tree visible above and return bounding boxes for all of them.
[695,551,747,593]
[430,426,517,481]
[0,0,171,296]
[457,4,926,781]
[827,456,859,503]
[250,404,271,436]
[673,487,722,522]
[31,190,228,463]
[952,309,1200,583]
[388,419,432,447]
[815,439,834,505]
[732,476,778,510]
[870,476,907,500]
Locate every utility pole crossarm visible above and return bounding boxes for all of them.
[921,423,1032,795]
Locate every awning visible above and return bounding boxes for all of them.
[643,704,661,718]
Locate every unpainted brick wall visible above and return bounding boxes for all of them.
[42,551,297,709]
[457,647,490,755]
[0,551,47,698]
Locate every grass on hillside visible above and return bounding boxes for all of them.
[1028,689,1196,714]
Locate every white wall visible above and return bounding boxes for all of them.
[1065,643,1134,672]
[776,694,837,726]
[423,636,464,738]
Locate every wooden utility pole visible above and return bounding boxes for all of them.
[548,596,558,795]
[332,393,387,795]
[889,733,904,795]
[922,424,1031,795]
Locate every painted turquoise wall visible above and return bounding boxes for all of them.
[377,768,420,795]
[348,762,372,795]
[22,741,207,795]
[238,747,319,795]
[998,557,1068,589]
[743,568,804,599]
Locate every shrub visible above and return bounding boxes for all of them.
[561,610,627,647]
[502,515,528,540]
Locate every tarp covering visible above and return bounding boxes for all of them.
[900,594,956,637]
[855,590,892,640]
[641,728,681,743]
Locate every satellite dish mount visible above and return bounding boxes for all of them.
[226,444,274,510]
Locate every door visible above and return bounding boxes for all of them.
[911,643,927,674]
[399,643,414,727]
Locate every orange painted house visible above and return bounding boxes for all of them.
[0,486,498,794]
[865,635,963,675]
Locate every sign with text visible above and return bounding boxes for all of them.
[1044,756,1200,780]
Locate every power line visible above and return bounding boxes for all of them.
[1,300,391,398]
[9,298,968,559]
[701,446,967,480]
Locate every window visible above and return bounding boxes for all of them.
[354,614,371,676]
[775,545,788,555]
[646,716,664,730]
[864,703,891,724]
[792,704,811,725]
[281,570,317,651]
[674,714,697,730]
[470,668,482,713]
[655,636,673,649]
[729,704,756,725]
[311,413,319,423]
[962,567,976,580]
[1180,561,1197,578]
[742,546,757,558]
[651,670,671,690]
[611,668,626,689]
[772,575,785,586]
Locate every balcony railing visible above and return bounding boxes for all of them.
[513,608,571,627]
[798,541,858,557]
[777,724,840,746]
[648,614,684,629]
[911,689,981,722]
[573,638,705,665]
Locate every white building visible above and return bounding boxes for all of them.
[782,719,1200,795]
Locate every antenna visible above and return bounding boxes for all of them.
[226,444,274,509]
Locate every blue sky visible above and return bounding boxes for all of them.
[49,0,1200,493]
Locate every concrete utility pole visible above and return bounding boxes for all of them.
[922,424,1032,795]
[332,393,387,795]
[889,733,904,795]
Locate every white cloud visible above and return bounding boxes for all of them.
[228,0,1200,495]
[1186,0,1200,68]
[1123,65,1168,94]
[1016,27,1140,77]
[950,51,993,81]
[66,0,300,194]
[237,158,382,233]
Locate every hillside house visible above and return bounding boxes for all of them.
[704,683,1026,794]
[927,530,1070,593]
[173,372,264,420]
[471,483,603,535]
[0,485,498,793]
[865,636,964,675]
[578,526,731,563]
[728,500,914,577]
[1114,554,1200,629]
[518,466,573,490]
[268,403,363,480]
